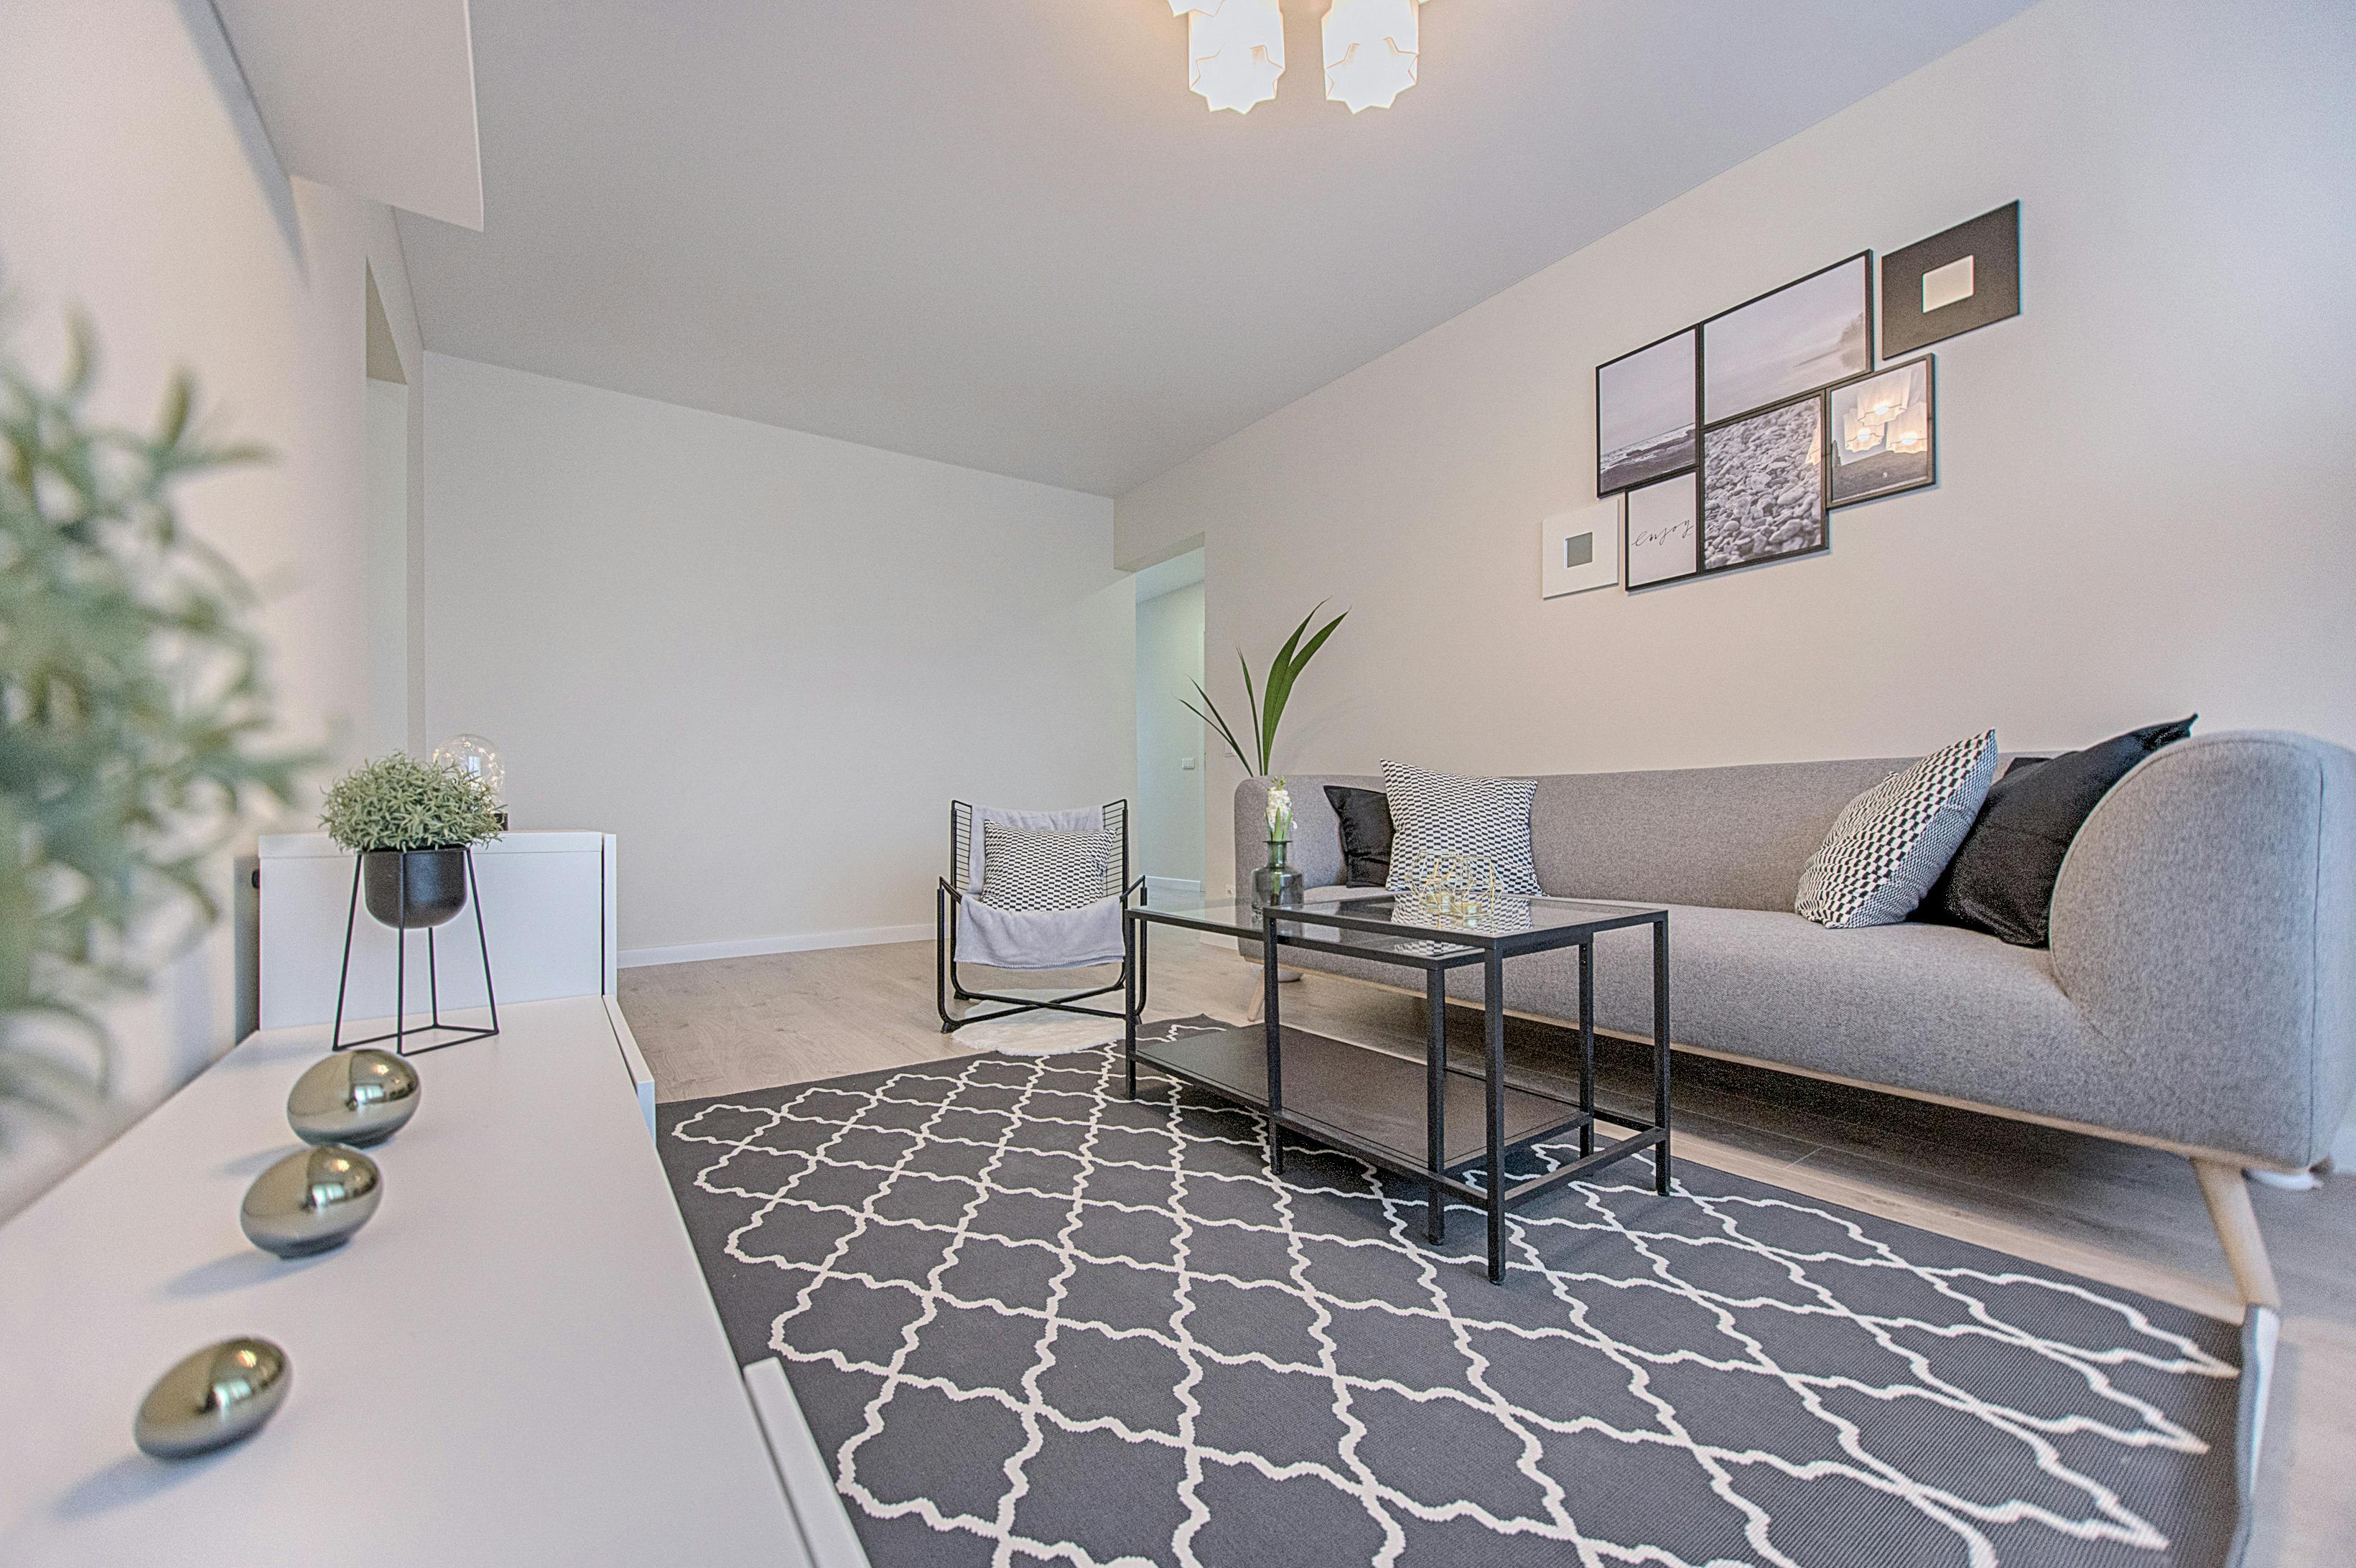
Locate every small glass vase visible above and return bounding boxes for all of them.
[1252,838,1305,908]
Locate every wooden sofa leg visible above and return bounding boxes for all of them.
[2194,1157,2283,1310]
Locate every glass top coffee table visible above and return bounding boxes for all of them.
[1123,891,1671,1283]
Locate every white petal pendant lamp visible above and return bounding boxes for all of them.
[1171,0,1286,115]
[1323,0,1423,113]
[1852,368,1913,428]
[1882,401,1930,457]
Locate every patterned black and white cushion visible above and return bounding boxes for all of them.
[1379,760,1544,896]
[1796,731,2000,928]
[975,824,1119,911]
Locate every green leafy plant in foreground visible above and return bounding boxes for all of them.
[0,309,314,1127]
[320,752,503,853]
[1181,602,1348,779]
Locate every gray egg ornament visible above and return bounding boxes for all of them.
[287,1047,419,1147]
[240,1143,382,1256]
[134,1338,291,1459]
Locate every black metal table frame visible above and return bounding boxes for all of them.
[1122,896,1671,1283]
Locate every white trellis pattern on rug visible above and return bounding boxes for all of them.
[664,1037,2240,1568]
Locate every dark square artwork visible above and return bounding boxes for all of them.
[1701,394,1826,571]
[1882,202,2020,355]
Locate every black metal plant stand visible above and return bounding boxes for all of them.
[330,847,500,1056]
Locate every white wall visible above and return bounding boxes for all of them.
[418,353,1134,963]
[365,376,411,757]
[0,0,426,1212]
[1116,0,2356,897]
[1135,578,1206,890]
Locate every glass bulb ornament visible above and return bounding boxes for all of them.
[1324,0,1423,113]
[432,734,503,801]
[1172,0,1285,114]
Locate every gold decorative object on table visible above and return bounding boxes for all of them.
[1416,852,1502,925]
[287,1047,420,1147]
[133,1338,291,1459]
[240,1144,383,1257]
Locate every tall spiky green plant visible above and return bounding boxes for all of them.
[1180,603,1347,778]
[0,302,315,1132]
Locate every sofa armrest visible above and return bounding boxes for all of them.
[2049,730,2356,1168]
[1232,774,1376,898]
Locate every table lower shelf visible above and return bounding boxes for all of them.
[1133,1023,1585,1176]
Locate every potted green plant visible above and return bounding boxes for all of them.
[320,754,504,929]
[1180,604,1346,906]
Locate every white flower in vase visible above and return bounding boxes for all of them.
[1266,780,1293,844]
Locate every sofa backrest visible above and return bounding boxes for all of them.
[1527,758,1908,910]
[1237,755,2072,911]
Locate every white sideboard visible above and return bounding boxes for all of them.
[258,831,617,1030]
[0,995,814,1566]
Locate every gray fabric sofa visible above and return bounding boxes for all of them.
[1234,731,2355,1309]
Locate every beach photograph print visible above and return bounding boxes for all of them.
[1702,254,1872,424]
[1596,327,1697,495]
[1701,393,1826,571]
[1829,355,1936,508]
[1624,470,1700,588]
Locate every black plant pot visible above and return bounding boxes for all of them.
[361,847,470,930]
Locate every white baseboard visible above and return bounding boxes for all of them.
[618,923,931,970]
[1144,876,1203,899]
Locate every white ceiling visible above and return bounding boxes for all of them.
[397,1,2039,497]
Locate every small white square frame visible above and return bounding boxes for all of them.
[1542,499,1622,599]
[1922,254,1977,314]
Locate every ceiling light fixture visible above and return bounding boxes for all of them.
[1323,0,1423,113]
[1170,0,1285,115]
[1166,0,1425,115]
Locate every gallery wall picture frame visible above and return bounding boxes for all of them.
[1595,325,1700,497]
[1826,355,1937,509]
[1541,499,1624,599]
[1699,390,1829,574]
[1700,253,1875,426]
[1623,470,1700,590]
[1882,202,2019,355]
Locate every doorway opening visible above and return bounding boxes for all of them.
[1132,548,1206,900]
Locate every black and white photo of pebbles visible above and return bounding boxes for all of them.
[1701,396,1825,571]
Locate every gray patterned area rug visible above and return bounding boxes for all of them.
[657,1021,2245,1568]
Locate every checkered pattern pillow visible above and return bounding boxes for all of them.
[1797,731,2000,928]
[975,824,1119,911]
[1379,760,1544,896]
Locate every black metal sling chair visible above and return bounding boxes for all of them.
[935,798,1148,1034]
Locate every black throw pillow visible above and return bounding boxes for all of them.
[1926,716,2196,946]
[1323,785,1394,888]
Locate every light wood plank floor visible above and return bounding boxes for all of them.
[622,930,2355,1564]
